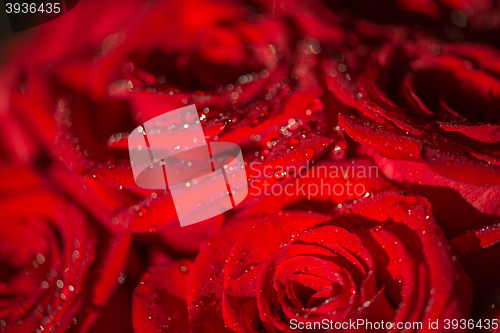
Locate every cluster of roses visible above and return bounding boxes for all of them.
[0,0,499,332]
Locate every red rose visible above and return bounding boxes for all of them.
[331,36,500,318]
[0,163,131,333]
[132,189,472,332]
[334,38,500,238]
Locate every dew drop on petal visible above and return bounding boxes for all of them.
[289,138,300,148]
[273,170,287,181]
[84,172,104,182]
[138,207,149,217]
[302,147,316,159]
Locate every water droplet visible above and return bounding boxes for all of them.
[193,300,204,308]
[138,207,149,217]
[332,145,342,154]
[302,147,316,159]
[225,256,233,263]
[273,170,287,181]
[289,138,300,148]
[84,172,104,182]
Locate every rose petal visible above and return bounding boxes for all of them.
[132,259,192,333]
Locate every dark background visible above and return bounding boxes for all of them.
[0,2,15,49]
[0,2,31,60]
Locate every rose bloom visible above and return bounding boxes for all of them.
[333,37,500,236]
[0,163,132,333]
[133,187,472,332]
[327,34,500,320]
[334,39,499,211]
